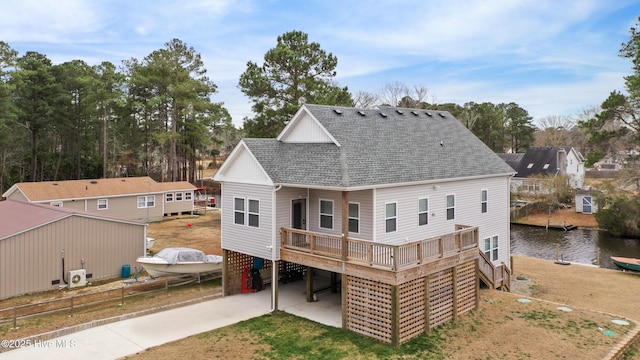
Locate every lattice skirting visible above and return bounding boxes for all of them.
[345,260,478,345]
[223,250,273,295]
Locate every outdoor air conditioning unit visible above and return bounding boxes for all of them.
[69,269,87,288]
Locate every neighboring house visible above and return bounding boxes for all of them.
[214,104,515,344]
[499,146,585,193]
[575,189,598,214]
[2,177,197,222]
[0,200,146,299]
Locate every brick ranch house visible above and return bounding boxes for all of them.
[214,104,515,345]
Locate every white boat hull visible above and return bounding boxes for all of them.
[136,248,223,277]
[137,257,222,277]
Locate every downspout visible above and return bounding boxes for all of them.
[61,249,68,285]
[271,184,282,312]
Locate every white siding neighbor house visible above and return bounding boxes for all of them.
[500,146,585,193]
[214,104,515,344]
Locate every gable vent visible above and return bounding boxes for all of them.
[438,112,446,118]
[396,109,404,115]
[411,111,419,116]
[333,109,343,115]
[357,110,366,116]
[380,112,387,118]
[425,111,433,117]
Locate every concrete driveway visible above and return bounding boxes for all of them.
[0,276,341,360]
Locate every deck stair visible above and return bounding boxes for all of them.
[478,249,511,291]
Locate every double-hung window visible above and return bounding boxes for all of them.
[484,235,499,261]
[97,199,108,210]
[234,197,245,225]
[418,198,429,226]
[481,190,488,213]
[138,195,155,208]
[446,194,455,220]
[349,203,359,233]
[166,193,174,202]
[248,199,260,228]
[175,192,183,201]
[234,198,260,227]
[385,202,397,233]
[320,200,333,229]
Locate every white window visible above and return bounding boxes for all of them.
[50,201,63,207]
[166,193,174,202]
[320,199,333,229]
[446,194,455,220]
[418,198,429,226]
[349,202,359,233]
[97,199,108,210]
[484,235,499,261]
[527,163,534,169]
[248,199,260,228]
[385,202,397,233]
[543,164,550,169]
[234,197,245,225]
[175,192,183,201]
[481,190,488,214]
[185,192,192,201]
[137,195,155,208]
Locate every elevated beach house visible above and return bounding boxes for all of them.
[214,104,515,344]
[2,177,197,222]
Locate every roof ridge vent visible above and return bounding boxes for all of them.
[333,109,343,115]
[357,110,366,116]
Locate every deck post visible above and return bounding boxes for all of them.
[425,275,431,333]
[306,266,314,302]
[341,273,347,329]
[391,284,400,346]
[341,191,349,264]
[452,264,458,320]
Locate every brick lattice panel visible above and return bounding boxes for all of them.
[398,277,427,343]
[345,275,393,343]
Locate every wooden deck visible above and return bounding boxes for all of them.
[280,225,508,287]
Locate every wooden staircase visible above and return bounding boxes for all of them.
[478,249,511,291]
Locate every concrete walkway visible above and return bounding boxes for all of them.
[0,279,341,360]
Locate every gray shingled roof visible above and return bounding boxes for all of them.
[510,146,573,178]
[243,104,515,188]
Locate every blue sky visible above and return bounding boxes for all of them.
[2,0,639,127]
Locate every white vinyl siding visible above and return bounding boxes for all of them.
[220,182,273,260]
[320,199,334,229]
[51,201,63,207]
[418,198,428,226]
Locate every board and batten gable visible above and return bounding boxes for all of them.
[374,176,511,264]
[277,107,338,145]
[220,182,274,260]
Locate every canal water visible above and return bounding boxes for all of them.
[510,224,640,270]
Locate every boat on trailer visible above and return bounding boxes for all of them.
[611,256,640,272]
[137,247,223,277]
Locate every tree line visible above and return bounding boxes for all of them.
[1,31,541,194]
